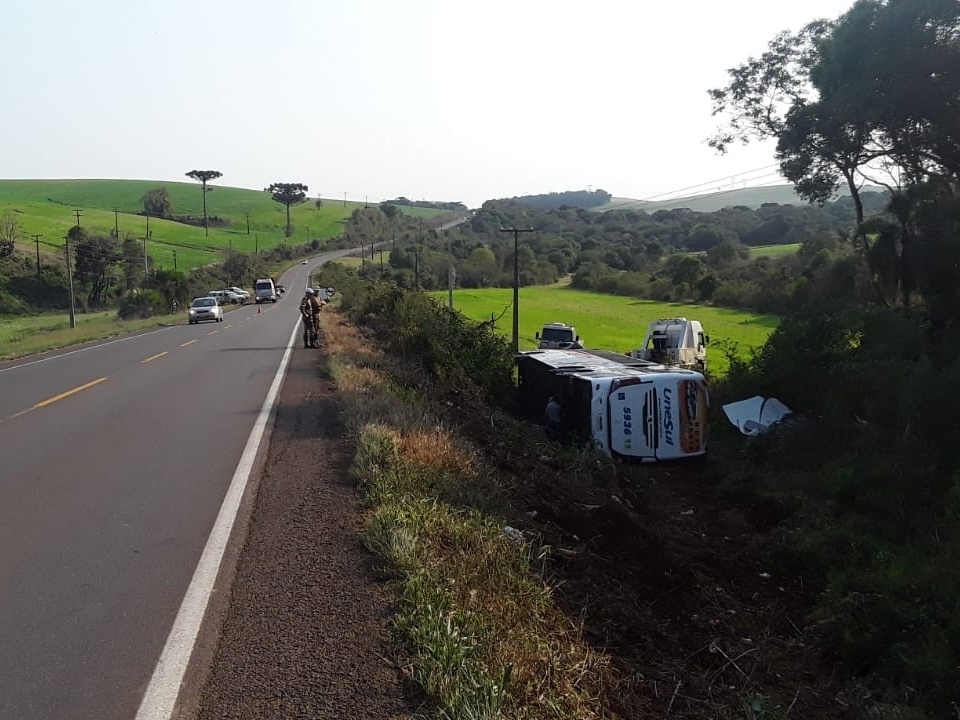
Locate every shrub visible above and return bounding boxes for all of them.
[118,289,165,319]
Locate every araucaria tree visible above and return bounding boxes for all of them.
[265,182,308,237]
[185,170,223,236]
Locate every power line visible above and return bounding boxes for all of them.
[640,163,782,202]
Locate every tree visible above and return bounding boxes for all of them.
[140,187,172,217]
[265,182,308,237]
[121,235,145,290]
[185,170,223,236]
[69,226,121,307]
[0,210,21,259]
[709,17,887,303]
[146,268,189,312]
[663,254,705,296]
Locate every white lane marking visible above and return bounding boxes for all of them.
[135,317,301,720]
[0,326,176,374]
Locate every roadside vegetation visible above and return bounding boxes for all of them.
[326,318,611,718]
[0,310,183,359]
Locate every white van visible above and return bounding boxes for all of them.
[254,278,277,304]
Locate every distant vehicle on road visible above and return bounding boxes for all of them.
[226,286,250,300]
[301,260,309,265]
[188,297,223,324]
[275,284,286,296]
[254,278,278,303]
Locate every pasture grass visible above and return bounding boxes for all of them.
[749,243,801,257]
[0,310,183,360]
[431,283,779,376]
[0,179,445,271]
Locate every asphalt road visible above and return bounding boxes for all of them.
[0,251,352,720]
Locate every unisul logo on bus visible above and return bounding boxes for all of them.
[661,387,675,446]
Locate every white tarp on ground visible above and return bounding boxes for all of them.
[722,396,793,436]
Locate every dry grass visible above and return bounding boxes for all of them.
[323,309,616,719]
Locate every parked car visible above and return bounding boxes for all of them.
[188,296,223,324]
[208,290,245,305]
[226,286,250,301]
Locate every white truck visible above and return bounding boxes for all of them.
[516,348,709,462]
[535,322,582,349]
[631,317,708,372]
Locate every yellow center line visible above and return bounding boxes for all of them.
[9,377,109,419]
[142,351,169,364]
[180,339,197,347]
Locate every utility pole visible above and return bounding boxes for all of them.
[113,207,120,237]
[63,235,76,329]
[379,248,384,273]
[446,235,454,309]
[245,213,250,235]
[172,249,177,270]
[143,235,148,274]
[343,191,347,207]
[255,234,258,255]
[73,208,83,226]
[34,234,42,280]
[145,212,150,240]
[500,227,535,353]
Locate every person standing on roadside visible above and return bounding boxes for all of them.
[300,288,322,348]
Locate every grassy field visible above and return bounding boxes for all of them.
[0,179,444,271]
[431,283,779,376]
[749,243,801,257]
[0,309,187,360]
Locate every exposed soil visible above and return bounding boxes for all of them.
[189,320,848,719]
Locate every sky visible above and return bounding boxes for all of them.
[0,0,860,209]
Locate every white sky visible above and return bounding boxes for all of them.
[0,0,857,209]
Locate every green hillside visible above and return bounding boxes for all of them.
[602,184,888,213]
[0,179,444,271]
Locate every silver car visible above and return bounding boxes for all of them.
[188,296,224,324]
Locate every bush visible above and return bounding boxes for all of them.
[712,306,960,715]
[118,290,165,319]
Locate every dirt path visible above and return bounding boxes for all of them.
[187,346,412,719]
